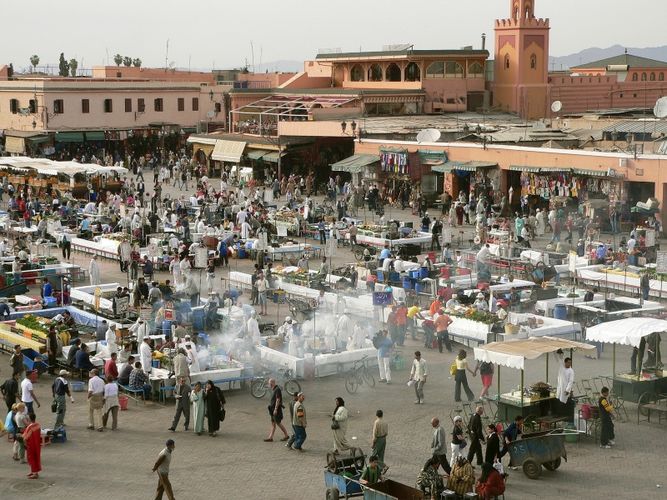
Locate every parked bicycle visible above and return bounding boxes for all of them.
[250,366,301,399]
[344,356,376,394]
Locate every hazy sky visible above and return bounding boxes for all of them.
[5,0,667,71]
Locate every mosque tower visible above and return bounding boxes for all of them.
[493,0,551,118]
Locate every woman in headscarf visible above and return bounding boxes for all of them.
[22,413,42,479]
[447,456,475,497]
[331,396,351,453]
[203,380,225,437]
[190,381,205,436]
[476,462,506,500]
[415,457,445,500]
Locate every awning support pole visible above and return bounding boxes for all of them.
[546,353,549,384]
[520,369,524,410]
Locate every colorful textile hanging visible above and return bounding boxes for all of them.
[380,150,409,175]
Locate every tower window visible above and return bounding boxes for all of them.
[632,73,638,81]
[504,55,510,70]
[660,73,665,81]
[530,54,537,70]
[641,72,647,81]
[650,72,656,81]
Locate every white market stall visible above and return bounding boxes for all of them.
[474,337,595,421]
[585,317,667,402]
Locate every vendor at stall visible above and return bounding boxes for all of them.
[246,311,261,345]
[554,349,575,422]
[473,293,488,312]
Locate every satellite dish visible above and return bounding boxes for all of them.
[206,110,216,119]
[416,128,441,143]
[551,101,562,113]
[654,96,667,118]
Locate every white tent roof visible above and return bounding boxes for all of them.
[473,336,595,370]
[585,317,667,348]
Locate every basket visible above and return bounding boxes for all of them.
[504,323,519,335]
[119,395,129,411]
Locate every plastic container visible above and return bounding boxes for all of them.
[564,423,578,443]
[44,296,58,308]
[118,395,129,411]
[402,277,413,290]
[415,281,425,294]
[376,270,385,282]
[418,267,429,279]
[408,269,420,280]
[70,381,85,392]
[192,309,205,331]
[161,320,173,337]
[553,304,567,320]
[151,359,160,369]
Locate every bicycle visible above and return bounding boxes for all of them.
[250,367,301,399]
[344,356,376,394]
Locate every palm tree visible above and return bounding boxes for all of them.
[69,59,78,77]
[29,55,40,72]
[122,56,132,67]
[113,54,123,66]
[132,58,142,68]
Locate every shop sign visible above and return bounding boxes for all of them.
[373,291,393,306]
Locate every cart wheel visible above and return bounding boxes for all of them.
[325,487,340,500]
[351,447,366,471]
[522,459,542,479]
[250,379,268,399]
[285,379,301,396]
[543,458,561,471]
[345,374,359,394]
[363,371,376,388]
[326,452,339,473]
[353,247,364,261]
[638,392,657,417]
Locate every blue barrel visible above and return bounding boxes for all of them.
[408,269,420,279]
[162,320,173,337]
[376,270,385,282]
[151,359,160,369]
[402,277,413,289]
[238,248,247,259]
[419,267,429,279]
[415,281,425,293]
[553,304,567,320]
[192,308,205,331]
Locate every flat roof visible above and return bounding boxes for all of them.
[316,49,489,60]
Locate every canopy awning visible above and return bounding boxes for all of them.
[186,135,217,146]
[212,140,246,163]
[55,132,84,143]
[27,135,50,144]
[262,151,286,163]
[573,168,607,177]
[585,317,667,348]
[4,136,25,154]
[508,165,542,173]
[418,150,448,166]
[246,149,268,161]
[331,154,380,173]
[85,131,106,141]
[473,336,595,370]
[432,161,497,173]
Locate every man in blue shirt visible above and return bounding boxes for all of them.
[80,216,91,236]
[595,243,606,264]
[41,278,53,299]
[379,245,391,267]
[376,330,394,384]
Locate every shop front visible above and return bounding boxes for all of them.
[330,153,380,186]
[432,161,499,201]
[507,165,626,216]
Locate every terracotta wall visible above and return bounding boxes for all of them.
[91,66,215,84]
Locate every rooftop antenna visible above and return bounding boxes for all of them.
[165,39,170,71]
[250,41,255,73]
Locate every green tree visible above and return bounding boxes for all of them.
[113,53,123,66]
[122,56,132,67]
[132,58,142,68]
[58,53,69,77]
[29,55,40,72]
[69,59,78,77]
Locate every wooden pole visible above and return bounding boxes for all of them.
[520,368,525,410]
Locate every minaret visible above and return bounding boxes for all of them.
[493,0,550,118]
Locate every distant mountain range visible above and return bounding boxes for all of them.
[550,44,667,70]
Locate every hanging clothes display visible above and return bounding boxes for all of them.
[380,149,409,175]
[519,171,624,205]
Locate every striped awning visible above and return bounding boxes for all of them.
[262,151,286,163]
[212,140,246,163]
[331,154,380,173]
[573,168,607,177]
[432,161,497,173]
[508,165,543,173]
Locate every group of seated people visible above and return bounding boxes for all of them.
[65,340,153,400]
[415,455,506,500]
